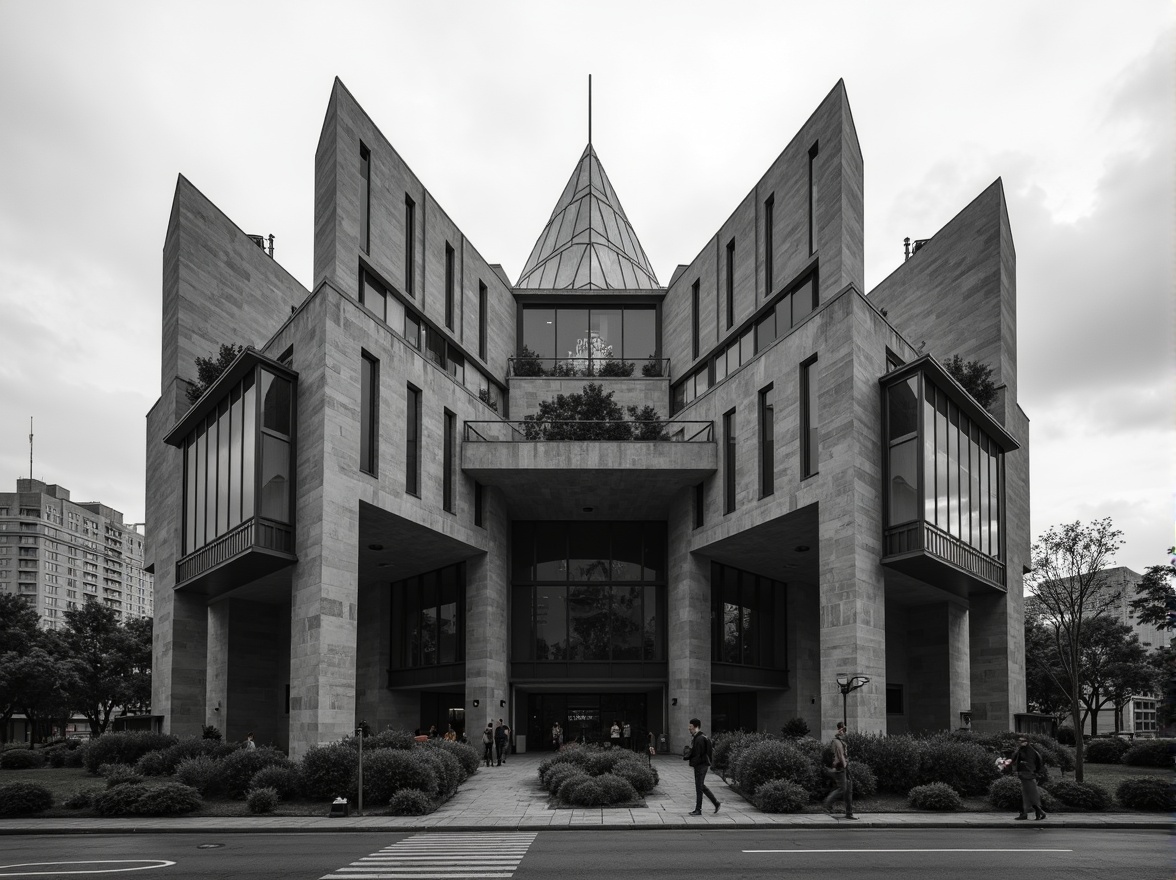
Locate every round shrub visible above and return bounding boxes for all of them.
[847,732,923,794]
[417,744,465,793]
[100,764,144,789]
[46,747,69,768]
[174,755,222,795]
[712,730,772,779]
[388,789,432,816]
[847,761,877,799]
[1044,779,1111,811]
[917,735,999,796]
[595,773,639,805]
[360,729,417,751]
[564,776,607,807]
[62,747,84,768]
[299,743,357,800]
[0,782,53,817]
[908,782,963,811]
[1116,776,1173,811]
[1122,739,1174,768]
[1055,727,1076,745]
[219,746,291,798]
[544,762,587,795]
[63,787,101,810]
[1084,737,1129,764]
[608,761,657,796]
[81,732,178,774]
[131,783,203,816]
[247,786,279,814]
[753,779,808,813]
[731,739,818,796]
[556,770,593,801]
[987,776,1059,812]
[781,717,811,738]
[154,737,219,775]
[0,749,45,770]
[250,765,302,800]
[361,748,439,805]
[134,749,171,776]
[92,784,148,817]
[425,738,480,778]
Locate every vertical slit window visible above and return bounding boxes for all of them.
[474,482,484,528]
[406,385,421,496]
[478,281,488,361]
[443,410,455,513]
[691,279,700,360]
[359,144,371,253]
[808,143,818,255]
[404,195,416,297]
[361,352,379,476]
[725,240,735,330]
[764,194,774,294]
[801,356,819,477]
[694,482,705,529]
[759,384,775,497]
[444,242,455,330]
[724,409,737,514]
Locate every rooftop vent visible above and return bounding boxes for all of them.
[903,237,930,261]
[248,234,275,258]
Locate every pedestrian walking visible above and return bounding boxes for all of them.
[244,732,256,750]
[552,721,563,750]
[622,720,632,750]
[610,720,621,748]
[1011,735,1047,821]
[494,719,509,765]
[482,722,495,767]
[821,721,857,819]
[683,717,720,815]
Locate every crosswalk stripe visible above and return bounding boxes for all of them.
[320,833,538,880]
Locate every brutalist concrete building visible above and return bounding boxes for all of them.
[146,79,1029,757]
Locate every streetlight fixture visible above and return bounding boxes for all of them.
[835,674,870,729]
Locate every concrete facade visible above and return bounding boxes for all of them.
[147,78,1030,758]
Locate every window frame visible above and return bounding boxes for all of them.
[360,351,379,477]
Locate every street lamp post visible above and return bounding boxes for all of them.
[835,674,870,729]
[356,721,366,817]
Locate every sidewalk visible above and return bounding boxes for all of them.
[0,753,1167,834]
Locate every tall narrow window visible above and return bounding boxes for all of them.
[404,195,416,297]
[725,240,736,330]
[443,410,455,513]
[359,144,371,254]
[801,356,819,477]
[360,352,379,476]
[694,482,705,529]
[474,481,484,528]
[691,279,700,361]
[478,281,488,361]
[759,384,775,497]
[808,143,819,255]
[724,409,737,514]
[444,243,455,330]
[405,385,421,496]
[764,194,774,294]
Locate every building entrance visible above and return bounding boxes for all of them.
[526,693,651,751]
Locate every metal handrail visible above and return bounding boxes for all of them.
[507,356,670,379]
[464,419,713,442]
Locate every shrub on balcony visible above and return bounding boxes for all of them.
[598,359,636,377]
[641,358,663,377]
[513,346,544,377]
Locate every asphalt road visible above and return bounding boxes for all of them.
[0,829,1169,880]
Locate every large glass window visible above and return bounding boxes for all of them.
[390,562,465,669]
[512,522,666,663]
[711,562,784,668]
[521,305,659,366]
[887,377,919,526]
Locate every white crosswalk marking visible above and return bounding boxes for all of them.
[320,833,538,880]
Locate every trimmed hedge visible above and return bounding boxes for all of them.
[1116,776,1172,811]
[1044,779,1111,811]
[730,739,817,797]
[218,747,291,799]
[424,739,481,778]
[846,732,923,794]
[81,732,178,774]
[917,736,1000,796]
[908,782,962,811]
[1122,739,1174,768]
[1083,737,1129,764]
[543,762,587,795]
[137,737,218,776]
[246,786,279,814]
[593,773,639,806]
[63,787,101,810]
[93,782,202,816]
[987,776,1059,812]
[174,755,222,795]
[249,765,302,800]
[0,749,45,770]
[754,779,808,813]
[361,749,439,804]
[712,730,773,779]
[416,746,463,798]
[609,761,657,796]
[299,743,356,800]
[99,764,145,789]
[538,745,658,805]
[389,789,432,816]
[0,782,53,817]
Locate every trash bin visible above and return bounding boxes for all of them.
[328,797,349,817]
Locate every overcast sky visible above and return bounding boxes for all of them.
[0,1,1171,575]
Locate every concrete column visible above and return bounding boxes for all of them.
[158,589,208,737]
[206,601,229,733]
[464,487,509,732]
[668,491,709,752]
[970,591,1020,732]
[948,602,971,731]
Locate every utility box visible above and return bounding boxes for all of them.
[328,797,349,818]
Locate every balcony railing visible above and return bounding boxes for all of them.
[508,356,669,379]
[465,419,713,443]
[883,520,1006,589]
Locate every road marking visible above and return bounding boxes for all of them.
[0,861,175,877]
[320,833,538,880]
[743,849,1073,854]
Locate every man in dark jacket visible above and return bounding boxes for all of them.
[1012,735,1047,820]
[822,721,857,819]
[493,719,509,766]
[683,718,720,815]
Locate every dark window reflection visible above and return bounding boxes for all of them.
[711,562,784,668]
[390,562,466,669]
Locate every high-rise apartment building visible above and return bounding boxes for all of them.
[0,479,153,628]
[147,79,1030,757]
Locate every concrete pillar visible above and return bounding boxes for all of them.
[970,591,1020,732]
[787,570,823,736]
[668,491,709,752]
[948,602,971,731]
[206,601,229,734]
[465,487,509,733]
[160,590,208,737]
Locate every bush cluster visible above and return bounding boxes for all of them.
[63,788,102,810]
[92,782,202,816]
[249,765,302,800]
[1122,739,1174,768]
[1115,776,1172,811]
[917,736,999,796]
[246,786,280,814]
[908,782,963,811]
[711,731,773,779]
[1043,780,1111,811]
[1083,737,1130,764]
[0,782,53,817]
[218,747,291,799]
[0,749,46,770]
[99,763,145,788]
[987,776,1059,812]
[730,738,818,797]
[300,743,358,800]
[538,745,654,806]
[846,732,923,794]
[81,732,178,774]
[388,789,432,816]
[753,779,808,813]
[174,755,222,794]
[362,748,439,804]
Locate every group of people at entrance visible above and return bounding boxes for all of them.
[482,719,511,767]
[549,719,633,750]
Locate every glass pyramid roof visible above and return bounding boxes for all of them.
[516,145,660,290]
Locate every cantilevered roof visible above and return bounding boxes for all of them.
[516,145,660,290]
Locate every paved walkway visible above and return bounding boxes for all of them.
[0,753,1167,834]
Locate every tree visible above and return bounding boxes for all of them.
[1026,517,1124,781]
[0,594,43,743]
[943,355,997,409]
[9,645,79,746]
[521,383,665,441]
[186,343,244,404]
[1130,549,1176,631]
[58,601,136,736]
[122,615,153,715]
[1073,617,1152,735]
[1023,614,1069,718]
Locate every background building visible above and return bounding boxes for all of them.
[147,79,1030,757]
[0,478,153,628]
